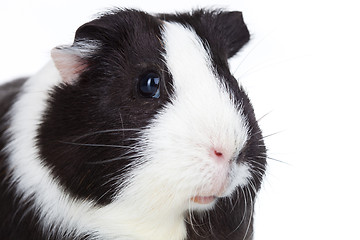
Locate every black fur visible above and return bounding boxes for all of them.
[38,9,168,205]
[0,9,266,240]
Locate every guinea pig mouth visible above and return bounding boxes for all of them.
[190,195,217,204]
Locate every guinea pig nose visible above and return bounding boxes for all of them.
[211,148,226,161]
[214,150,223,157]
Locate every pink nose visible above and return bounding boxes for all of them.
[211,148,226,162]
[214,150,223,157]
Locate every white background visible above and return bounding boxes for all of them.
[1,0,359,239]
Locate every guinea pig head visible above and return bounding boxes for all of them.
[42,9,266,235]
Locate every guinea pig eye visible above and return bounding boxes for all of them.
[138,72,160,98]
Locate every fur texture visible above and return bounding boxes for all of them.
[0,9,266,240]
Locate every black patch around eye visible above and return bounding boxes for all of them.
[138,72,161,98]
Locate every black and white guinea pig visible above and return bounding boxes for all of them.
[0,8,266,240]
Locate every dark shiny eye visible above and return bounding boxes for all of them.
[138,72,161,98]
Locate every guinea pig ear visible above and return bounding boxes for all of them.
[51,41,97,84]
[74,18,112,41]
[161,10,250,59]
[213,11,250,59]
[51,14,118,84]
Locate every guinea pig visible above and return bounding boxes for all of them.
[0,8,266,240]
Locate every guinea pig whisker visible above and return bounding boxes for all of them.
[58,141,135,149]
[84,154,135,165]
[228,187,247,237]
[207,210,215,237]
[230,188,241,213]
[249,167,266,181]
[256,110,273,122]
[256,154,288,165]
[259,130,283,141]
[188,187,211,237]
[187,196,201,237]
[247,158,266,166]
[248,163,266,173]
[249,129,282,146]
[267,156,287,164]
[242,185,254,240]
[241,187,248,224]
[233,31,273,76]
[70,128,141,142]
[248,179,257,194]
[227,192,233,210]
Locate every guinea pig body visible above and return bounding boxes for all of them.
[0,9,266,240]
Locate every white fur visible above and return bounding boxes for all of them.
[4,22,251,240]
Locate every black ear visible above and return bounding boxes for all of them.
[160,9,250,59]
[74,16,118,42]
[52,10,135,84]
[74,9,156,46]
[214,11,250,58]
[51,13,113,84]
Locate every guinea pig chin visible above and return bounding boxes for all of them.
[190,161,252,203]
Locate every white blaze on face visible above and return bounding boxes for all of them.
[129,22,252,213]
